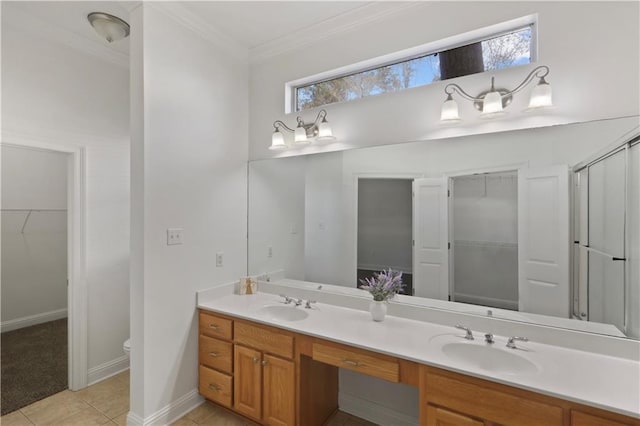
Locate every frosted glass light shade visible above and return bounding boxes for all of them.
[316,121,335,140]
[294,127,309,144]
[88,13,130,43]
[481,91,504,115]
[269,131,286,150]
[441,97,461,122]
[528,80,553,109]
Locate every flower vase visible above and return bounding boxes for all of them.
[369,300,387,322]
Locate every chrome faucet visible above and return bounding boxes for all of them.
[506,336,529,349]
[484,333,495,344]
[304,300,316,309]
[455,325,474,340]
[279,295,293,304]
[294,298,304,307]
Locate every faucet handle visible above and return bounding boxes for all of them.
[455,325,474,340]
[305,300,317,309]
[484,333,495,344]
[506,336,529,349]
[279,294,293,304]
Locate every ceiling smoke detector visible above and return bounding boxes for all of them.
[87,12,130,43]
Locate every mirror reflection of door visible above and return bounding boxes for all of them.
[450,171,519,310]
[356,178,413,295]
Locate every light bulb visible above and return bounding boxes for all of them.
[440,94,461,122]
[528,78,553,109]
[269,130,286,150]
[316,119,335,141]
[481,90,504,115]
[294,126,309,144]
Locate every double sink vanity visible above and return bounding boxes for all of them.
[196,281,640,426]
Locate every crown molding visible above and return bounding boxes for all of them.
[3,3,130,69]
[249,2,428,64]
[147,2,249,64]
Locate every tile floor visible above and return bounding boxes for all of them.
[0,369,375,426]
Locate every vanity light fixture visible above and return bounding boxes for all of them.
[87,12,130,43]
[440,65,552,122]
[270,109,336,150]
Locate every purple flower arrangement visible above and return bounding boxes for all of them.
[359,269,404,302]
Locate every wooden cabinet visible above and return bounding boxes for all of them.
[198,309,640,426]
[233,345,263,421]
[425,405,483,426]
[262,354,295,426]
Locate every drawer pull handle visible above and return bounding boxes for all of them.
[209,324,220,330]
[261,360,268,366]
[208,383,221,392]
[209,352,219,358]
[252,357,260,364]
[342,358,361,367]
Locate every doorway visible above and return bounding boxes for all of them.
[0,141,87,414]
[356,178,413,295]
[449,171,519,310]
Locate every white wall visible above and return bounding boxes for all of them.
[129,3,248,421]
[452,172,518,309]
[249,2,639,160]
[1,5,130,377]
[357,179,412,273]
[628,143,640,339]
[1,146,68,327]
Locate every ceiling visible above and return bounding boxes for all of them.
[3,1,416,65]
[179,2,368,50]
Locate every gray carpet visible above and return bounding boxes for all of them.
[1,318,68,415]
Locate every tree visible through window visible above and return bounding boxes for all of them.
[296,26,532,111]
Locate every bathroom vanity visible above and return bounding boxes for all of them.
[197,290,640,426]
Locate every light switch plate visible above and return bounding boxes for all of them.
[167,228,184,245]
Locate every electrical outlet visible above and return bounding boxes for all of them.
[268,246,273,258]
[167,228,184,245]
[216,252,224,267]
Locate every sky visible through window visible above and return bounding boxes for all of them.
[296,26,532,111]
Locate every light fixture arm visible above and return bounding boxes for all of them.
[275,109,329,136]
[273,120,296,134]
[444,83,480,102]
[508,65,550,96]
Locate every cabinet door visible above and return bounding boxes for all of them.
[571,410,631,426]
[233,345,262,421]
[263,354,295,426]
[426,405,483,426]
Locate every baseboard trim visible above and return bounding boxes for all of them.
[339,392,418,426]
[0,308,67,333]
[87,355,130,386]
[138,389,204,426]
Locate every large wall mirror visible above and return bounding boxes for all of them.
[248,116,640,340]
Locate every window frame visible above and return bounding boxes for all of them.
[285,14,538,114]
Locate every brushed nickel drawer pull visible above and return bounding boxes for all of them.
[208,324,220,330]
[342,358,361,367]
[208,383,221,392]
[209,352,219,357]
[252,357,260,364]
[261,360,268,366]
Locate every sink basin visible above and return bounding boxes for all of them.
[440,342,539,375]
[258,305,309,322]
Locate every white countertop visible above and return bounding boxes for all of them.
[197,292,640,419]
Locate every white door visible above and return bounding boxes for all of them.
[412,178,449,299]
[518,165,570,317]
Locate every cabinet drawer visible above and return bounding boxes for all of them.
[199,365,232,408]
[572,411,634,426]
[199,311,232,340]
[424,369,563,426]
[199,335,232,373]
[235,321,294,359]
[312,342,399,383]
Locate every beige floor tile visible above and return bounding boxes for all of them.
[112,370,130,385]
[197,409,248,426]
[48,406,111,426]
[20,391,80,417]
[170,417,197,426]
[21,398,90,425]
[0,411,34,426]
[75,378,129,419]
[111,413,127,426]
[183,402,219,423]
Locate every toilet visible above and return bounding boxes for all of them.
[123,339,131,357]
